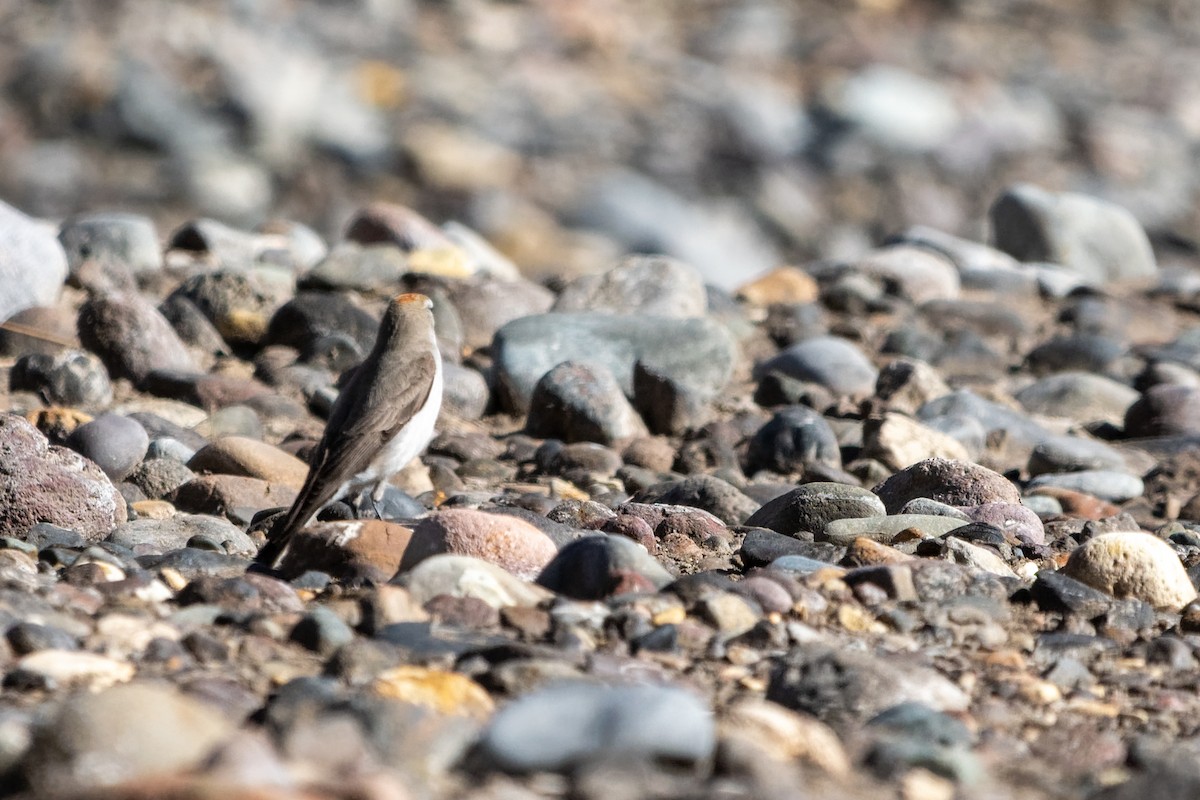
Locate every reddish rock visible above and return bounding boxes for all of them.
[0,413,126,541]
[398,509,557,580]
[168,475,297,520]
[872,457,1020,514]
[76,292,197,384]
[276,519,414,582]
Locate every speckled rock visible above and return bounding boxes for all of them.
[1062,532,1197,610]
[277,519,414,582]
[77,292,198,385]
[873,457,1021,514]
[0,414,126,541]
[9,350,113,408]
[746,482,886,537]
[398,509,557,580]
[0,200,68,323]
[525,361,648,445]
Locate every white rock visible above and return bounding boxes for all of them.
[1063,532,1197,610]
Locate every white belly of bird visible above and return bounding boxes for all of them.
[344,350,443,498]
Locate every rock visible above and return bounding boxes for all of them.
[187,436,309,489]
[169,474,298,522]
[525,361,648,445]
[290,606,355,656]
[263,291,380,355]
[58,212,161,276]
[0,200,68,323]
[640,475,759,526]
[400,554,553,609]
[9,349,113,407]
[873,457,1021,514]
[476,682,714,773]
[746,482,886,537]
[720,697,850,774]
[493,313,737,413]
[632,360,712,436]
[168,271,290,348]
[1026,334,1125,376]
[442,361,490,420]
[537,535,673,599]
[0,306,79,357]
[1027,435,1128,476]
[754,335,878,397]
[276,519,414,582]
[1062,532,1197,610]
[833,65,960,152]
[65,413,149,481]
[767,645,969,732]
[874,358,951,415]
[850,245,960,303]
[0,414,126,541]
[963,502,1045,545]
[990,184,1156,283]
[917,390,1050,453]
[861,413,971,470]
[747,406,842,474]
[553,254,707,318]
[108,513,255,556]
[1015,372,1139,425]
[9,651,134,692]
[943,537,1017,577]
[823,514,967,545]
[1031,570,1114,617]
[1125,385,1200,437]
[344,202,456,251]
[444,278,555,352]
[398,509,557,581]
[1026,471,1144,503]
[736,267,820,306]
[372,665,494,717]
[301,243,409,292]
[77,292,198,385]
[21,682,234,795]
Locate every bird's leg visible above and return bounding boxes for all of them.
[370,481,388,521]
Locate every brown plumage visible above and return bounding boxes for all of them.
[256,293,442,569]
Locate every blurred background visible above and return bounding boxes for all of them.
[2,0,1199,286]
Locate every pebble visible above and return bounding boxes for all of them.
[21,682,233,794]
[1014,371,1140,425]
[963,502,1045,545]
[493,312,737,413]
[1124,385,1200,437]
[276,519,413,582]
[65,413,149,481]
[398,509,558,580]
[0,200,68,323]
[873,457,1021,514]
[553,254,708,318]
[126,458,197,499]
[1027,434,1128,476]
[0,414,127,541]
[399,554,553,609]
[9,349,113,407]
[476,682,715,773]
[747,405,842,474]
[823,514,967,545]
[1026,470,1145,503]
[108,513,256,556]
[754,335,878,397]
[264,291,380,355]
[874,357,952,415]
[76,292,199,385]
[187,436,310,489]
[640,474,759,526]
[851,245,961,303]
[537,534,674,599]
[525,360,648,445]
[990,184,1156,283]
[746,482,885,537]
[58,211,161,276]
[861,412,970,470]
[1063,532,1197,610]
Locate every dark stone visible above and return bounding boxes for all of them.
[746,406,841,474]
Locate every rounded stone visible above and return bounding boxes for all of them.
[264,291,380,355]
[65,414,149,481]
[77,292,198,384]
[525,361,648,445]
[400,554,553,609]
[9,350,113,408]
[58,212,162,276]
[0,199,68,323]
[1014,372,1139,425]
[1125,384,1200,437]
[553,254,708,318]
[755,335,878,398]
[187,436,310,490]
[477,682,715,773]
[961,502,1045,545]
[1027,435,1128,476]
[745,482,886,537]
[1062,532,1197,610]
[747,406,842,475]
[851,245,961,303]
[126,458,196,500]
[22,682,234,795]
[537,534,674,599]
[1026,471,1144,504]
[0,415,126,541]
[872,457,1021,514]
[398,509,558,581]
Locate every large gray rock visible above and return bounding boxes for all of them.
[553,254,708,318]
[1014,372,1139,425]
[746,482,885,537]
[477,682,715,773]
[525,361,648,445]
[754,336,877,397]
[0,414,126,542]
[872,457,1021,514]
[0,200,68,323]
[77,292,199,385]
[58,212,162,276]
[990,184,1156,283]
[493,313,737,413]
[107,513,257,556]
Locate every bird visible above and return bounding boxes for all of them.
[256,292,443,569]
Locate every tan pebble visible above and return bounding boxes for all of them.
[373,665,494,717]
[1063,531,1197,610]
[1018,678,1062,706]
[130,499,176,519]
[901,768,956,800]
[721,697,850,775]
[17,651,135,690]
[652,606,687,626]
[736,266,819,306]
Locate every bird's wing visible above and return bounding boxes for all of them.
[257,351,438,567]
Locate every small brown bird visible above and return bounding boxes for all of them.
[256,292,443,568]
